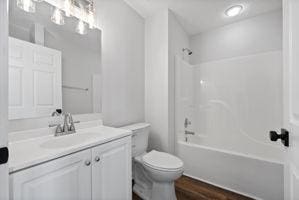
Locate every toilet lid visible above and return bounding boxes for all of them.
[142,150,183,171]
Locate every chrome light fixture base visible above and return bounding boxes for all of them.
[51,8,65,25]
[17,0,36,13]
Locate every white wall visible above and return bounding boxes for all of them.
[145,9,190,153]
[190,10,282,64]
[145,10,169,152]
[96,0,145,127]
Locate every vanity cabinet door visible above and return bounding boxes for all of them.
[91,136,132,200]
[10,149,92,200]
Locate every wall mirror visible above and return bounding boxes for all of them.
[8,0,101,120]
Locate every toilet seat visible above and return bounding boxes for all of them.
[142,150,183,172]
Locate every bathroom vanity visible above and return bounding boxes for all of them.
[9,122,132,200]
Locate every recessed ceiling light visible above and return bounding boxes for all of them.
[225,5,243,17]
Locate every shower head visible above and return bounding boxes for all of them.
[183,48,193,55]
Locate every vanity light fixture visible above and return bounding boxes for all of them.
[87,1,95,29]
[51,8,65,25]
[17,0,36,13]
[76,20,87,35]
[64,0,72,17]
[17,0,95,35]
[225,5,243,17]
[88,12,95,29]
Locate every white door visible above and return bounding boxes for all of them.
[0,0,9,199]
[8,37,62,120]
[283,0,299,199]
[92,137,131,200]
[10,149,92,200]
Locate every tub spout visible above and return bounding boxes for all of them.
[185,130,195,135]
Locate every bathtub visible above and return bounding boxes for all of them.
[176,140,284,200]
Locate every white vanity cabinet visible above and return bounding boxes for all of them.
[9,136,131,200]
[92,137,131,200]
[10,149,92,200]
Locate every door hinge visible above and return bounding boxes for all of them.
[0,147,9,164]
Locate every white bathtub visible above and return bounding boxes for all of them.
[176,140,284,200]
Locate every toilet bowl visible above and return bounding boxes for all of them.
[142,150,184,200]
[121,123,184,200]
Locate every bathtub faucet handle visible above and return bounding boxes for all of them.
[184,118,191,128]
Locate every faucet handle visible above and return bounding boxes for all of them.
[63,113,70,132]
[69,114,74,123]
[55,124,63,135]
[68,115,79,132]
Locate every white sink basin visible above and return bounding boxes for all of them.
[40,132,101,149]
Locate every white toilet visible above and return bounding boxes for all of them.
[121,123,184,200]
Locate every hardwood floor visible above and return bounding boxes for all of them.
[133,175,254,200]
[133,192,142,200]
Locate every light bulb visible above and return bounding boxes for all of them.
[51,8,65,25]
[76,20,87,35]
[64,0,72,17]
[225,5,243,17]
[17,0,36,13]
[88,12,95,29]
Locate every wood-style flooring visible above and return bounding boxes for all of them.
[133,175,254,200]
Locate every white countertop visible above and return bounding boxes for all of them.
[9,125,132,173]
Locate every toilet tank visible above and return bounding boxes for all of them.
[121,123,150,157]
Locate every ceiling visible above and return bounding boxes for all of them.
[123,0,282,35]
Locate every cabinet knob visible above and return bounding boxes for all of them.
[85,160,91,166]
[94,156,100,162]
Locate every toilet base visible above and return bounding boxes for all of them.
[151,182,177,200]
[133,158,152,200]
[133,183,151,200]
[133,157,179,200]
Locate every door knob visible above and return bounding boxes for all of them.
[269,129,289,147]
[85,160,91,166]
[0,147,9,165]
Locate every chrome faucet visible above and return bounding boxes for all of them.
[49,113,80,136]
